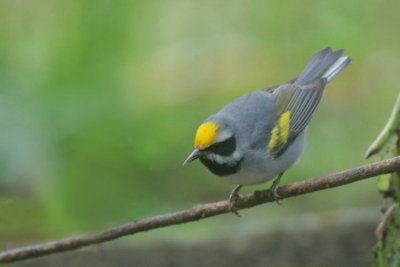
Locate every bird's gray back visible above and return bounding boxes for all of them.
[213,91,276,149]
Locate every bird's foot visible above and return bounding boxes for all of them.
[270,173,284,204]
[270,183,282,204]
[228,185,243,217]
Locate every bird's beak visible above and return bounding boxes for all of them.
[183,148,201,165]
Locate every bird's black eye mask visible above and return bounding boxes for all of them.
[203,136,236,156]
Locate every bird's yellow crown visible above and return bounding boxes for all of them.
[194,121,219,149]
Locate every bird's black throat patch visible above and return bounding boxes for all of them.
[199,136,242,176]
[200,156,242,176]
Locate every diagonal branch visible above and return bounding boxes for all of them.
[1,156,400,263]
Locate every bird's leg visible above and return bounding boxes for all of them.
[270,172,284,204]
[228,185,243,217]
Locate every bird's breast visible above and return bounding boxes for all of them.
[199,156,243,176]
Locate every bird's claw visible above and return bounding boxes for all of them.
[228,185,242,217]
[270,173,283,205]
[270,184,282,205]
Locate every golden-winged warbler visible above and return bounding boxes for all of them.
[183,47,351,211]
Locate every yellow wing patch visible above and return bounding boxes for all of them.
[268,111,291,152]
[194,121,219,149]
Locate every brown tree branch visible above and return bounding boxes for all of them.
[1,156,400,263]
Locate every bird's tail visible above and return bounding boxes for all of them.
[295,47,352,86]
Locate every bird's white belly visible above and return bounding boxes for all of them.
[219,169,278,185]
[219,131,306,186]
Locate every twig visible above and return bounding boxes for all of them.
[1,156,400,263]
[365,92,400,159]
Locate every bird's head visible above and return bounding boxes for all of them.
[183,120,236,165]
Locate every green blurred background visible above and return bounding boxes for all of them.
[1,0,399,265]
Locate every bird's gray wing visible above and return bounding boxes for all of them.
[262,77,297,93]
[267,78,327,157]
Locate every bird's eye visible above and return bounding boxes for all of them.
[205,136,236,156]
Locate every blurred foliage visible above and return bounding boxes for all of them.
[0,0,399,245]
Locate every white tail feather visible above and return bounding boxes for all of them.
[323,56,351,82]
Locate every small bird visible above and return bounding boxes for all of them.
[183,47,351,212]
